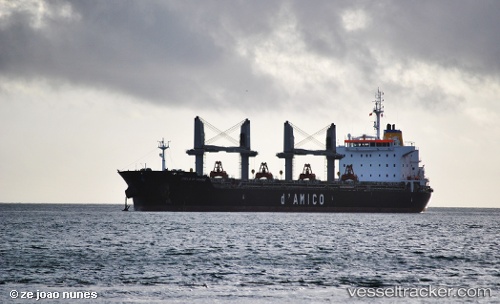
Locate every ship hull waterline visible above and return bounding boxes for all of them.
[119,170,431,213]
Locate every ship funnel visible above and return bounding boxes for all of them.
[383,123,404,146]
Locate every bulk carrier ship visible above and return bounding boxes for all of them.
[118,89,432,212]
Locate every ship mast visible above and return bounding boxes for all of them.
[158,138,170,171]
[372,88,384,139]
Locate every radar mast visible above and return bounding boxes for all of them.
[158,138,170,171]
[372,88,384,139]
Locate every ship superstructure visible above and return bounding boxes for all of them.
[118,89,432,212]
[337,89,429,192]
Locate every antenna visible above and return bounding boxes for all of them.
[158,138,170,171]
[372,88,384,139]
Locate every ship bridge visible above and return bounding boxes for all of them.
[345,139,393,148]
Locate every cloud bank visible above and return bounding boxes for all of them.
[1,0,499,111]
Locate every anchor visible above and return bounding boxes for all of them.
[122,197,130,211]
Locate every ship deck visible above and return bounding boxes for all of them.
[209,178,423,192]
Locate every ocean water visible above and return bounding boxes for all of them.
[0,204,498,303]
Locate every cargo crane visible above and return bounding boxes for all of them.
[299,163,316,181]
[340,164,358,182]
[186,117,258,180]
[210,161,228,179]
[276,121,344,181]
[255,162,273,179]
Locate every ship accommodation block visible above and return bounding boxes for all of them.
[337,125,427,185]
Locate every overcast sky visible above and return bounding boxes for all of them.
[1,0,499,207]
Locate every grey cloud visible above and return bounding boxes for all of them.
[375,1,500,77]
[0,0,281,107]
[0,0,499,110]
[292,1,500,77]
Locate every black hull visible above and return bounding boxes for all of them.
[119,170,432,213]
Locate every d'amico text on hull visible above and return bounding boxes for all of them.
[118,89,433,212]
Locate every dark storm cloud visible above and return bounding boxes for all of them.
[1,0,499,109]
[290,1,500,79]
[0,0,283,107]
